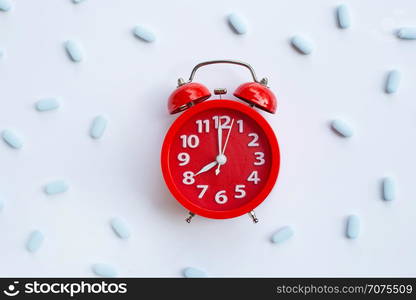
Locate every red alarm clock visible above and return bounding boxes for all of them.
[161,60,280,223]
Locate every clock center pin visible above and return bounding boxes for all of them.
[216,154,227,165]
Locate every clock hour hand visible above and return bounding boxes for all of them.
[194,161,218,176]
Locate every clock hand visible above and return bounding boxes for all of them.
[217,120,223,157]
[215,118,235,175]
[194,160,218,176]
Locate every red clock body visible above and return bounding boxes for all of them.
[161,99,280,219]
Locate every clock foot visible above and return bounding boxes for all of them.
[249,211,259,223]
[185,212,195,223]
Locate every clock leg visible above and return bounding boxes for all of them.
[185,212,195,223]
[249,211,259,223]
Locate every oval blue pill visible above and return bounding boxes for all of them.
[92,264,117,277]
[35,98,60,112]
[183,267,206,278]
[64,40,83,62]
[290,35,313,55]
[396,28,416,40]
[0,0,12,12]
[271,226,294,244]
[336,4,351,29]
[382,177,395,201]
[346,215,360,239]
[2,130,23,149]
[26,230,44,253]
[110,217,130,239]
[44,180,69,195]
[385,70,400,94]
[227,13,247,35]
[90,115,107,139]
[331,119,354,138]
[133,26,156,43]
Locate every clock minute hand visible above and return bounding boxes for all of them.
[217,121,222,156]
[194,161,218,176]
[215,118,235,175]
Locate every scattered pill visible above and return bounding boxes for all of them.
[183,267,206,278]
[382,177,395,201]
[26,230,44,253]
[385,70,400,94]
[396,27,416,40]
[336,4,351,29]
[271,226,294,244]
[227,13,247,35]
[44,180,69,195]
[64,40,83,62]
[35,98,60,112]
[330,119,353,138]
[290,35,313,55]
[90,115,107,139]
[2,130,23,149]
[346,215,360,239]
[110,218,130,239]
[133,25,156,43]
[0,0,11,11]
[92,264,117,277]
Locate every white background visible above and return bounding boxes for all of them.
[0,0,415,277]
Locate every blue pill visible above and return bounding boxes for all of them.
[0,0,11,11]
[396,28,416,40]
[227,13,247,35]
[26,230,44,253]
[183,267,206,278]
[44,180,69,195]
[290,35,313,55]
[385,70,400,94]
[336,4,351,29]
[330,119,353,138]
[110,218,130,239]
[90,115,107,139]
[92,264,117,277]
[382,177,395,201]
[271,226,294,244]
[133,26,156,43]
[2,130,23,149]
[35,98,60,112]
[346,215,360,239]
[64,40,83,62]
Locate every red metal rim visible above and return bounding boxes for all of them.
[161,99,280,219]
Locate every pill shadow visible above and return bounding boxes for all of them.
[382,71,397,94]
[328,121,345,138]
[226,18,242,35]
[378,178,386,201]
[288,37,311,55]
[289,40,304,55]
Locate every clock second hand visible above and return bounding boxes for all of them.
[215,118,235,175]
